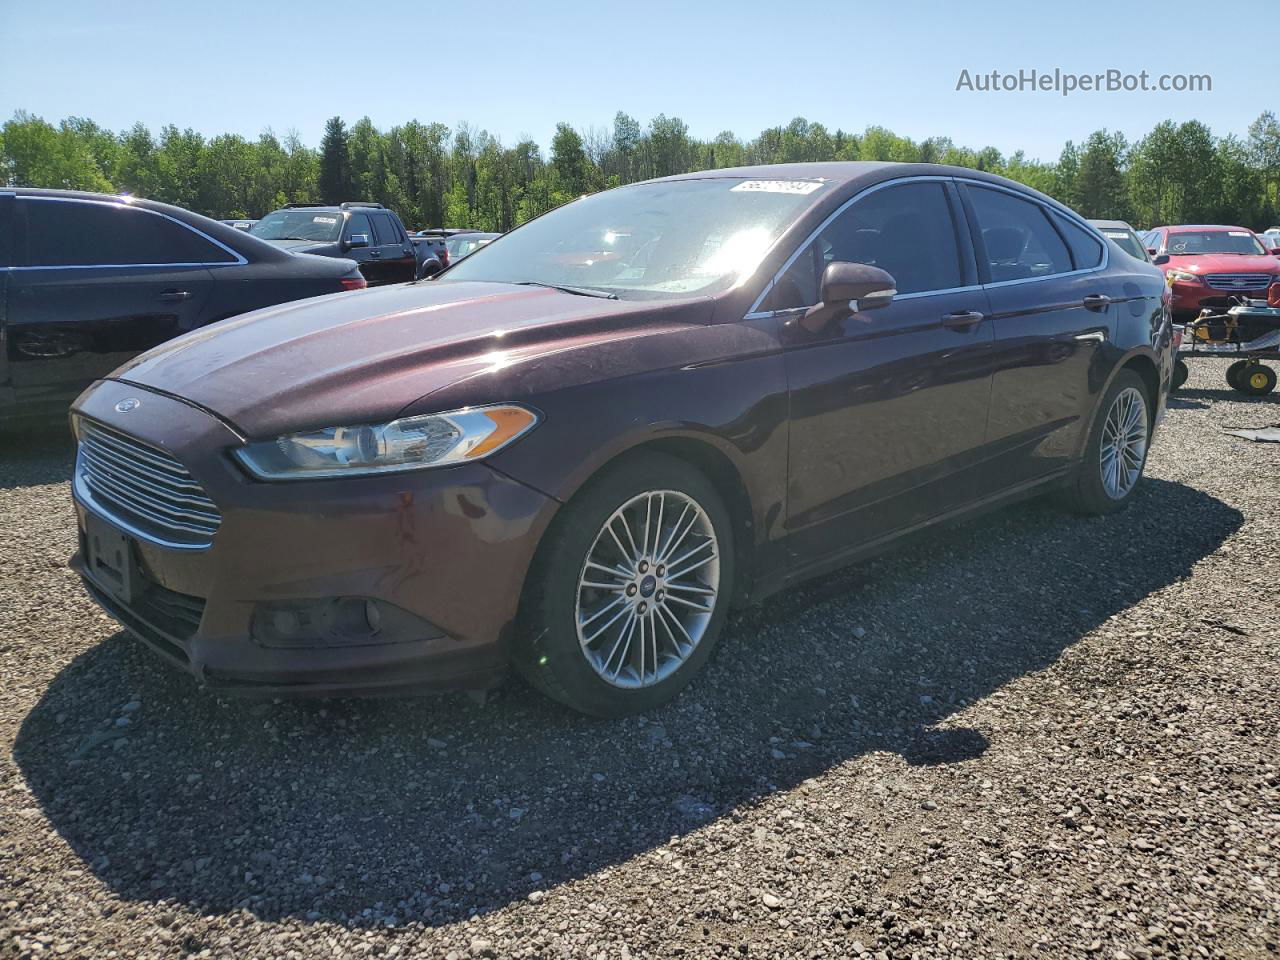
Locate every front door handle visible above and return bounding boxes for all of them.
[941,310,985,329]
[158,289,192,301]
[1083,294,1112,312]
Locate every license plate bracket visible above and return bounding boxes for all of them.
[85,514,141,605]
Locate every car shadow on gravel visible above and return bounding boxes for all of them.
[0,424,75,489]
[13,477,1242,930]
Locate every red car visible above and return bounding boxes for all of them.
[1145,225,1280,319]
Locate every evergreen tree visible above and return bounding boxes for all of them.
[318,116,353,203]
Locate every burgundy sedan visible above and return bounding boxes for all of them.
[69,163,1175,717]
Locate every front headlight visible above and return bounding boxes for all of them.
[1167,269,1201,284]
[233,404,539,480]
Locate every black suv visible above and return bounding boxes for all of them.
[0,189,366,423]
[250,202,437,284]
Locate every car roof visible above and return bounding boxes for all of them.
[1156,224,1254,233]
[6,187,291,261]
[639,161,1078,215]
[1088,219,1135,231]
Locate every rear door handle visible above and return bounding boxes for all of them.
[941,310,985,329]
[1083,294,1111,312]
[369,251,383,259]
[158,289,192,302]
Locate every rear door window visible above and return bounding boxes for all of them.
[965,186,1072,282]
[373,214,402,245]
[767,180,966,310]
[18,198,235,267]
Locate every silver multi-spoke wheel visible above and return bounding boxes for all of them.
[1099,386,1148,500]
[575,490,720,689]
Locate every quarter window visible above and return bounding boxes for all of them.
[1053,213,1105,269]
[965,186,1072,282]
[19,198,236,267]
[767,181,964,310]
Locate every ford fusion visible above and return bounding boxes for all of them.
[69,162,1175,717]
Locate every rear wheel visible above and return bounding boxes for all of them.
[1237,363,1277,396]
[1061,370,1151,515]
[1171,359,1189,392]
[514,453,735,717]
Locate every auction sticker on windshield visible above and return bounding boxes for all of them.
[313,216,338,224]
[730,180,825,195]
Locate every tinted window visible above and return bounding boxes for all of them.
[373,214,401,245]
[966,186,1072,282]
[346,213,373,241]
[768,181,964,310]
[1054,214,1105,269]
[20,198,235,267]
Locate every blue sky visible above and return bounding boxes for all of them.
[2,0,1271,161]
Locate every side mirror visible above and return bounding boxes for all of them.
[346,234,370,250]
[1153,254,1170,265]
[800,262,896,332]
[1146,247,1158,256]
[1269,246,1280,257]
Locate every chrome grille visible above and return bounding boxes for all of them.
[76,419,221,548]
[1203,273,1275,291]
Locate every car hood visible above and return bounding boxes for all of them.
[1162,253,1280,274]
[260,238,339,254]
[111,281,714,438]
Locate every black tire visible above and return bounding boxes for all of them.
[513,452,736,717]
[1171,359,1189,392]
[1237,363,1277,396]
[1226,360,1250,391]
[1060,369,1152,515]
[416,259,442,280]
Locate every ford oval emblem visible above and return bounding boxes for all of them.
[115,398,141,413]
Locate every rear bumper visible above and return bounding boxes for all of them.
[70,379,560,695]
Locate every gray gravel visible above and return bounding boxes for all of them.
[1,359,1277,959]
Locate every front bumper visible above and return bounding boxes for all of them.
[69,380,559,695]
[1169,281,1275,317]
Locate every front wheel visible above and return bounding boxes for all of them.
[1171,359,1189,392]
[514,453,735,717]
[1061,370,1151,515]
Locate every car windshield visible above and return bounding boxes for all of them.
[1101,229,1146,260]
[1165,230,1265,256]
[250,210,343,243]
[441,178,828,300]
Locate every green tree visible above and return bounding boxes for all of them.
[318,116,353,203]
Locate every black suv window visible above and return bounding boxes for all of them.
[346,213,374,241]
[1053,214,1105,269]
[372,214,401,245]
[768,181,964,310]
[19,198,235,267]
[966,186,1072,282]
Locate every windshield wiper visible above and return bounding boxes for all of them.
[514,281,619,300]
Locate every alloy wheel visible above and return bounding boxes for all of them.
[1099,386,1148,500]
[575,490,720,689]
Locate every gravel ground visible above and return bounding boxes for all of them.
[1,359,1277,960]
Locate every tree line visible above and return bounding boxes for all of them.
[3,109,1278,232]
